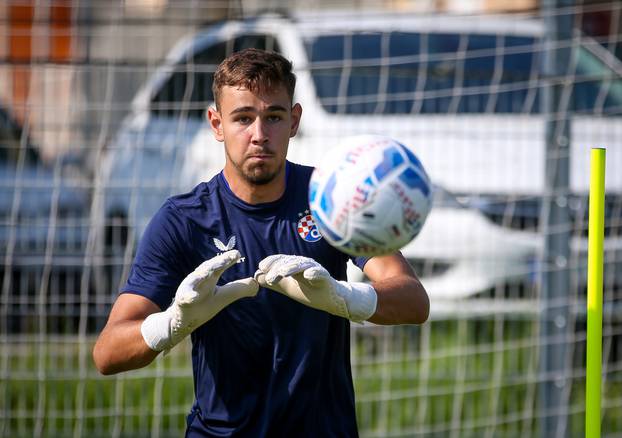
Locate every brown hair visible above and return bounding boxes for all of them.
[212,48,296,109]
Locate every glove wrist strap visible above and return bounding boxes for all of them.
[141,310,174,352]
[339,281,378,323]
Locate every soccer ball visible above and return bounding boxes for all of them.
[308,135,432,257]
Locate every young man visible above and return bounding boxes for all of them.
[93,48,429,437]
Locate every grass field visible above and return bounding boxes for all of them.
[2,317,622,437]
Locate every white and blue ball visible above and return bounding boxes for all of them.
[309,135,432,257]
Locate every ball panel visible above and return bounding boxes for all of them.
[311,206,347,246]
[397,141,429,178]
[373,145,405,183]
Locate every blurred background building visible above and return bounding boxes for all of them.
[1,0,618,161]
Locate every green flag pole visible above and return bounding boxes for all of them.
[585,147,606,438]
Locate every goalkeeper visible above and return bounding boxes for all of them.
[93,48,429,437]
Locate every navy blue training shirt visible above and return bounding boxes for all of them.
[122,162,368,437]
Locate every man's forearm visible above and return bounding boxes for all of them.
[367,275,429,325]
[93,320,160,375]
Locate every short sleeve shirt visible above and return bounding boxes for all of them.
[122,162,368,437]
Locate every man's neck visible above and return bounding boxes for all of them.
[222,166,287,205]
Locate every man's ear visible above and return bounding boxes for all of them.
[289,103,303,138]
[207,106,224,142]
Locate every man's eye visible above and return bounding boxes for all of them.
[236,116,251,124]
[267,115,282,122]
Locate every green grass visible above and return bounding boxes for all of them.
[2,318,621,437]
[3,376,192,437]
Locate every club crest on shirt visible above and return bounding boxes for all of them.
[297,210,322,243]
[213,236,245,262]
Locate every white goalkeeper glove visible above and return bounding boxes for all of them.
[254,255,377,323]
[141,250,258,352]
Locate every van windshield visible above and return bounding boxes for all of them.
[303,32,622,115]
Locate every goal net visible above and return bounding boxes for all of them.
[1,1,621,437]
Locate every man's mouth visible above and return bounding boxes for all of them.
[248,153,273,161]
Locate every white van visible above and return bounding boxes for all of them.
[98,12,622,300]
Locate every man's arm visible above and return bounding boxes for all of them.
[363,253,429,325]
[93,294,161,375]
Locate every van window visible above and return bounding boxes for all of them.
[150,35,280,118]
[305,32,621,115]
[572,41,622,115]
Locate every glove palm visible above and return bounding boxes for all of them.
[141,250,258,351]
[255,255,377,323]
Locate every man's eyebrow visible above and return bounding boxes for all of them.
[229,105,288,115]
[265,105,288,112]
[229,106,256,115]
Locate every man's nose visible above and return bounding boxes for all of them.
[251,119,269,145]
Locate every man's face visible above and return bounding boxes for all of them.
[208,85,301,186]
